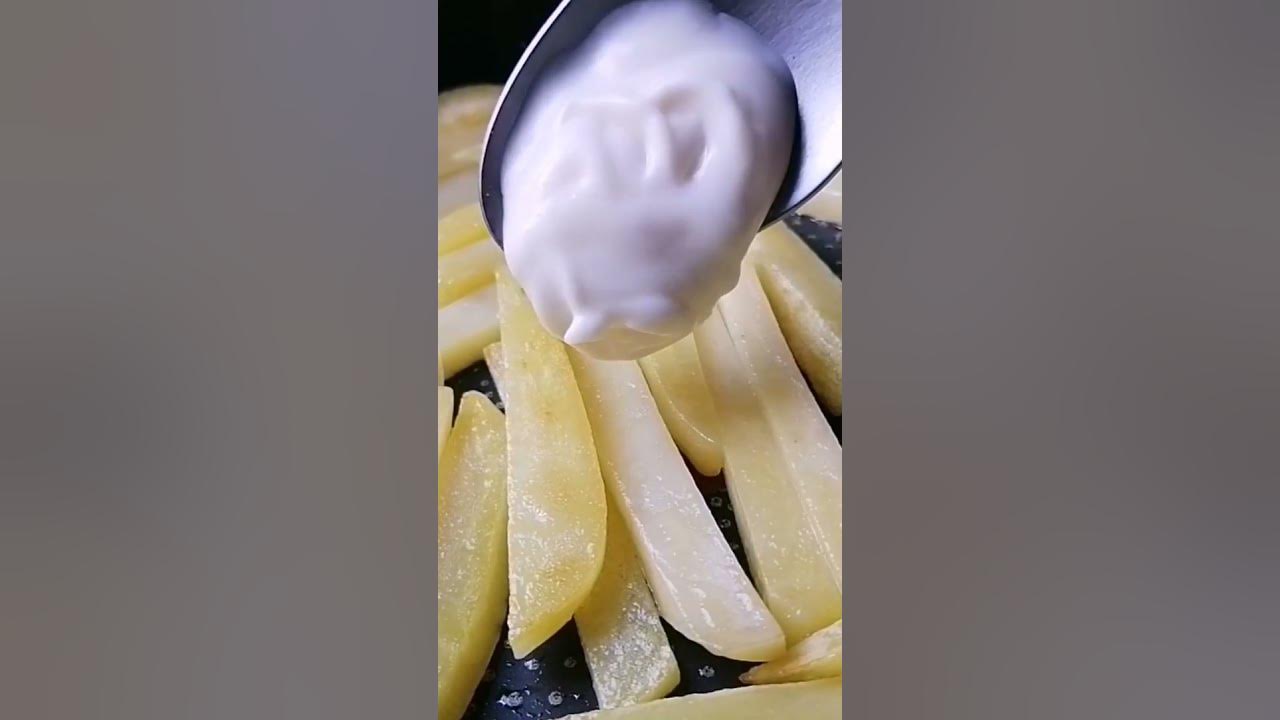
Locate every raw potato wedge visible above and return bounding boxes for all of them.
[439,238,503,306]
[563,678,841,719]
[438,85,500,179]
[439,85,501,130]
[718,271,843,587]
[496,269,607,658]
[576,495,680,709]
[438,203,488,256]
[483,342,506,401]
[439,285,499,379]
[438,167,479,220]
[437,386,453,463]
[637,334,724,476]
[694,308,842,643]
[438,393,508,720]
[496,344,680,705]
[568,349,785,662]
[747,223,842,415]
[741,620,842,685]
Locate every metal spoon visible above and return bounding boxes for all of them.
[478,0,842,245]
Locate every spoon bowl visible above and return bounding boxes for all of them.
[478,0,842,245]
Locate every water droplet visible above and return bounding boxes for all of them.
[498,692,524,708]
[523,658,540,671]
[718,518,732,529]
[563,657,578,668]
[697,665,716,678]
[547,691,563,706]
[708,496,723,507]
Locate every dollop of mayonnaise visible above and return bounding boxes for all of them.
[501,0,795,359]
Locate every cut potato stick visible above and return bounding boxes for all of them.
[483,342,506,401]
[562,678,841,719]
[694,309,842,643]
[576,494,680,709]
[718,271,843,587]
[439,85,501,130]
[747,223,842,414]
[637,334,724,476]
[439,238,503,306]
[741,620,842,685]
[496,269,607,658]
[438,85,500,179]
[438,203,488,256]
[568,350,785,662]
[438,392,508,720]
[493,342,680,706]
[437,385,453,463]
[438,167,479,220]
[439,285,499,379]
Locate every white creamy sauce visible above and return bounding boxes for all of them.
[501,0,795,359]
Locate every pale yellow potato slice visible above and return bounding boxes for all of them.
[496,269,607,658]
[438,85,500,180]
[439,285,498,379]
[567,349,785,662]
[437,392,508,720]
[563,678,841,719]
[637,334,724,476]
[718,271,843,587]
[438,203,488,256]
[439,85,501,130]
[438,167,479,220]
[798,170,843,225]
[439,237,502,306]
[741,620,842,685]
[492,343,679,706]
[694,308,842,643]
[747,223,842,414]
[576,494,680,709]
[483,342,506,401]
[437,385,453,463]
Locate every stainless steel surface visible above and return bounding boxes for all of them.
[478,0,842,245]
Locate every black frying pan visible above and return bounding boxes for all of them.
[440,3,841,717]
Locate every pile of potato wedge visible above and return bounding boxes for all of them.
[438,87,843,720]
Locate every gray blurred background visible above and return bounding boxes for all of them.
[1,1,437,718]
[846,1,1280,718]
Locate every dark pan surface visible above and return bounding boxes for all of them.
[441,3,840,715]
